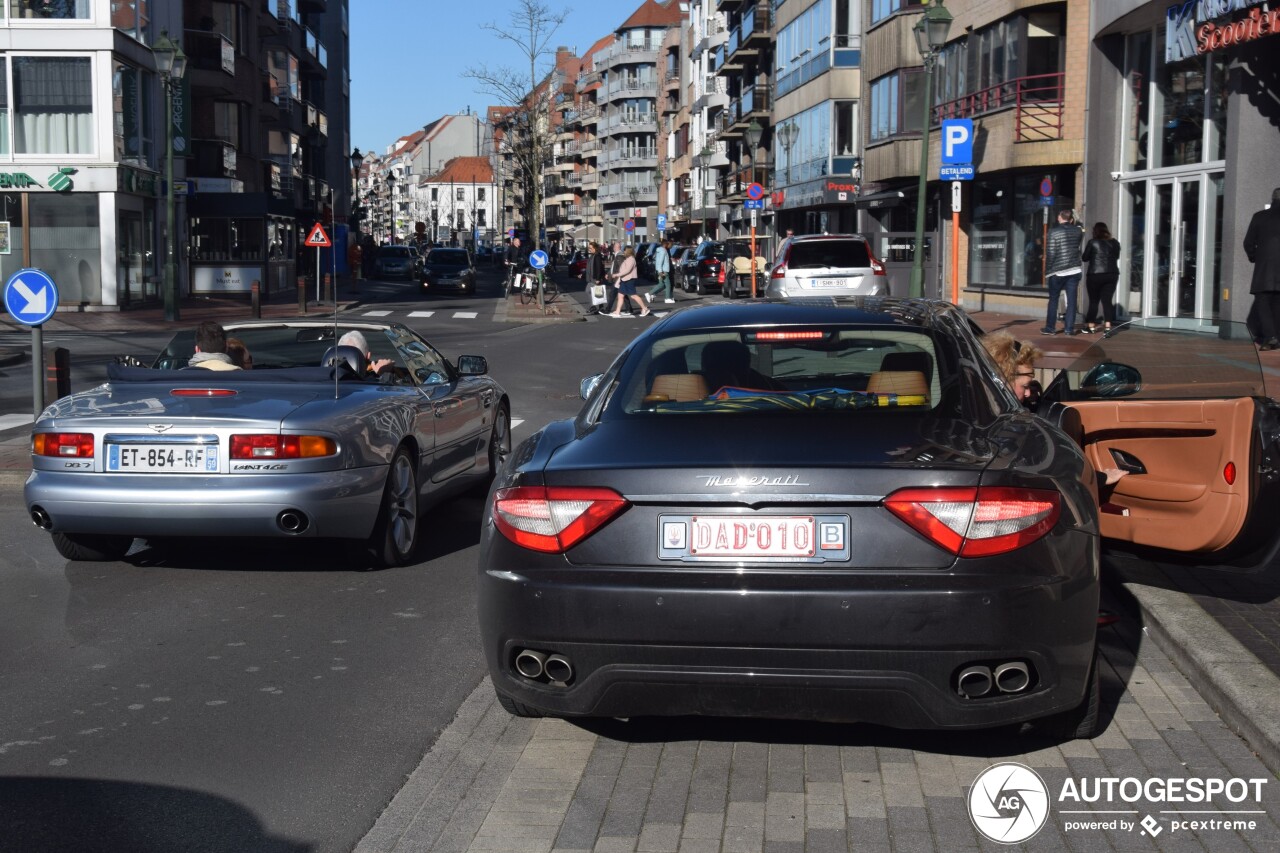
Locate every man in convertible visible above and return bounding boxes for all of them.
[187,321,241,371]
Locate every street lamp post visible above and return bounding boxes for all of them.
[386,173,397,245]
[629,187,639,244]
[779,122,798,185]
[744,120,763,296]
[349,148,362,235]
[696,145,715,242]
[908,0,954,298]
[153,31,187,322]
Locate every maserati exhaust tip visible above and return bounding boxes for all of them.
[276,510,310,534]
[957,665,994,698]
[30,506,52,530]
[544,654,573,684]
[994,661,1031,693]
[515,649,547,679]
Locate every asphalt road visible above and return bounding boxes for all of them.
[0,277,653,853]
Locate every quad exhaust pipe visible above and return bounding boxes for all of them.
[956,661,1033,698]
[30,506,52,530]
[513,648,574,685]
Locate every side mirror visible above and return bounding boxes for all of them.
[455,355,488,376]
[1080,362,1142,398]
[580,374,604,400]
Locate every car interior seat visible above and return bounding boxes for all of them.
[320,345,368,378]
[699,340,784,393]
[879,351,934,384]
[647,374,710,402]
[865,370,930,403]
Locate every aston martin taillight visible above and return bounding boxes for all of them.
[229,434,337,459]
[32,432,94,458]
[884,487,1061,557]
[492,486,629,553]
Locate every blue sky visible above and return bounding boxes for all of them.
[350,1,626,156]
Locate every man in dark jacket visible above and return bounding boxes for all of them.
[1245,188,1280,350]
[1042,209,1085,335]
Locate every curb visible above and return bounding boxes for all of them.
[1116,561,1280,775]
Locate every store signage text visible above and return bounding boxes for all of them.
[1166,0,1280,61]
[0,173,40,189]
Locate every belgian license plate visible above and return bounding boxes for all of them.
[107,443,219,473]
[659,515,851,562]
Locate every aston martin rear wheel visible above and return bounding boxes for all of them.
[51,532,132,562]
[370,446,419,568]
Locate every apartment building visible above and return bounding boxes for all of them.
[564,36,610,247]
[860,0,1085,309]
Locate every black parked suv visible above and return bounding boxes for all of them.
[680,241,729,295]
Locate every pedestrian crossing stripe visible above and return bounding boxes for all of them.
[454,312,478,319]
[362,310,392,316]
[408,311,435,317]
[511,418,524,428]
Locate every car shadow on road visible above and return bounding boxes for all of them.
[0,776,311,853]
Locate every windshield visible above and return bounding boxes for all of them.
[606,326,946,416]
[1057,318,1265,400]
[426,249,468,265]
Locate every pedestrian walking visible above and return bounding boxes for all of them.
[1081,222,1121,334]
[1245,188,1280,351]
[645,240,674,305]
[606,247,650,318]
[1041,208,1085,335]
[586,242,609,314]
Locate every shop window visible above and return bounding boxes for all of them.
[9,1,90,19]
[29,192,100,303]
[191,216,264,262]
[13,56,93,155]
[0,195,24,284]
[1122,32,1152,171]
[968,179,1009,288]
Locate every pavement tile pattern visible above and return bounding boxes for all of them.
[358,611,1280,853]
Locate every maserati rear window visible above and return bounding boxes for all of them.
[614,328,941,415]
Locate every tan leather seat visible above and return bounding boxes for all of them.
[866,370,929,401]
[647,373,709,402]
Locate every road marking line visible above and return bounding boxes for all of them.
[453,312,478,319]
[408,311,435,317]
[511,418,525,428]
[362,310,393,317]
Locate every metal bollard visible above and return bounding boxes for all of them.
[323,273,332,305]
[45,346,70,402]
[251,280,261,318]
[298,275,307,314]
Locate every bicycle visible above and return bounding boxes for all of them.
[518,267,559,306]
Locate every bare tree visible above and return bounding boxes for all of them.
[465,0,570,273]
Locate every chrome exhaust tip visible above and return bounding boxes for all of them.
[514,649,547,679]
[276,510,310,534]
[544,654,573,684]
[30,506,52,530]
[957,665,994,698]
[994,661,1031,693]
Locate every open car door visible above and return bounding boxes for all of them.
[1040,318,1280,568]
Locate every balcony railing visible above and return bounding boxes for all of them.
[934,73,1066,142]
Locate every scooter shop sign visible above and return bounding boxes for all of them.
[1166,0,1280,61]
[967,763,1269,844]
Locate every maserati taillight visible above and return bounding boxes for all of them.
[884,487,1061,557]
[492,486,629,553]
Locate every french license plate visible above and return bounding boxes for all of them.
[658,514,851,562]
[107,443,219,473]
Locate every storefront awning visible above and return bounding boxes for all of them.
[857,189,907,209]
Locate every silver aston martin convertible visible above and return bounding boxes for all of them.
[24,320,510,567]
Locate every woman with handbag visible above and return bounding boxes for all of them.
[606,246,651,318]
[586,242,609,314]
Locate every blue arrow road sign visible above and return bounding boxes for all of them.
[4,268,59,327]
[528,249,549,270]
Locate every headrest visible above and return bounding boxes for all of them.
[648,373,710,402]
[320,345,367,376]
[880,351,933,383]
[866,370,929,400]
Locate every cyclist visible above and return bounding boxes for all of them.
[504,237,530,293]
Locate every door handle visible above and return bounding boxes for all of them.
[1109,448,1147,475]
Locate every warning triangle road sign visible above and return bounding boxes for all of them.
[305,222,331,248]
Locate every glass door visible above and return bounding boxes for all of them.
[1148,175,1202,320]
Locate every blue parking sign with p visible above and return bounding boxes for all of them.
[941,119,973,165]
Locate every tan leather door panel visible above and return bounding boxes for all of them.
[1069,398,1254,553]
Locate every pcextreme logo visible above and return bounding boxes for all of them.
[967,762,1270,844]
